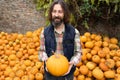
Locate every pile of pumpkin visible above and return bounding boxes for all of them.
[74,32,120,80]
[0,27,120,80]
[0,27,44,80]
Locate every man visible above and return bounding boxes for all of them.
[38,0,82,80]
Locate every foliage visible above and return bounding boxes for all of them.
[34,0,120,28]
[34,0,52,17]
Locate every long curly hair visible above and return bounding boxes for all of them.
[48,0,70,24]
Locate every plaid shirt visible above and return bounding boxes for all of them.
[38,27,82,65]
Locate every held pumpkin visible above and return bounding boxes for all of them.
[46,53,69,76]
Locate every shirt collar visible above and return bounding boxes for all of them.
[54,26,65,34]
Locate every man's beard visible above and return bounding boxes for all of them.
[52,16,63,27]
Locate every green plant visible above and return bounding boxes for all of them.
[34,0,120,28]
[34,0,53,17]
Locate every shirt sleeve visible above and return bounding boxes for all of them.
[70,28,82,65]
[38,29,48,61]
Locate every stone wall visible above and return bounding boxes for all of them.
[0,0,46,34]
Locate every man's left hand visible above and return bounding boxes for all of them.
[62,61,74,76]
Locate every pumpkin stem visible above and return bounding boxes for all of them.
[51,51,60,58]
[53,53,60,58]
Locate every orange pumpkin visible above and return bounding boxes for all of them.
[46,53,69,76]
[30,66,38,75]
[28,74,35,80]
[110,37,118,44]
[85,77,92,80]
[105,59,115,68]
[98,50,106,58]
[94,35,101,41]
[104,70,115,78]
[113,56,119,61]
[84,32,91,37]
[91,33,96,40]
[35,72,43,80]
[76,61,82,67]
[86,53,92,60]
[74,67,79,76]
[15,69,24,77]
[80,36,87,42]
[79,65,89,75]
[24,60,32,66]
[103,36,110,42]
[109,43,119,50]
[92,55,101,63]
[86,62,96,70]
[99,62,109,71]
[25,31,33,38]
[116,61,120,67]
[35,61,43,68]
[102,41,109,47]
[92,67,104,79]
[85,41,94,49]
[116,67,120,74]
[87,71,92,77]
[94,41,102,47]
[13,77,21,80]
[90,49,97,55]
[21,75,29,80]
[115,74,120,80]
[116,49,120,57]
[77,75,85,80]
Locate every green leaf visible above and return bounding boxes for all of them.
[36,4,42,10]
[45,9,49,17]
[110,0,120,3]
[70,13,75,25]
[91,0,95,5]
[105,0,110,5]
[83,20,89,29]
[114,4,118,13]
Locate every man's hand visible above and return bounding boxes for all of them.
[45,61,49,72]
[63,61,74,76]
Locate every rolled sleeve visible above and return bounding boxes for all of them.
[38,51,48,61]
[70,29,82,65]
[38,29,48,62]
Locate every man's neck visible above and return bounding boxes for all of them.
[54,23,65,34]
[55,23,64,29]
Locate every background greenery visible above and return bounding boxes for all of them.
[33,0,120,44]
[34,0,120,29]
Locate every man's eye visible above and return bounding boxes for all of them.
[59,11,63,13]
[52,10,63,13]
[52,10,56,13]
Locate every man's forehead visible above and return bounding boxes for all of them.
[53,4,63,10]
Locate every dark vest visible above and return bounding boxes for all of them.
[44,24,76,75]
[44,24,75,61]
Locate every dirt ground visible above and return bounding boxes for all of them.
[77,19,120,41]
[0,0,46,34]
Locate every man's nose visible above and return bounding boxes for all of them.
[54,12,59,17]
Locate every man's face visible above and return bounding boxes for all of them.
[52,4,64,27]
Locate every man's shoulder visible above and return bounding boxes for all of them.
[66,24,80,35]
[65,24,75,32]
[66,24,75,30]
[44,24,53,36]
[44,24,53,30]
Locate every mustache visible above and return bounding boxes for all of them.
[53,16,61,20]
